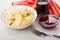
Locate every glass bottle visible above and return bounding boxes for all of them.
[37,0,59,29]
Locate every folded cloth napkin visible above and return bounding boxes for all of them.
[12,0,60,16]
[12,0,37,9]
[49,0,60,16]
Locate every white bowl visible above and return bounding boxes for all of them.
[2,5,37,29]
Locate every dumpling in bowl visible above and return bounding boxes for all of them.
[12,14,23,26]
[4,8,34,26]
[5,18,14,25]
[21,14,34,26]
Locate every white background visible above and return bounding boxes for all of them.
[0,0,60,40]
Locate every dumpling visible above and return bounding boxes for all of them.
[20,8,28,17]
[4,8,21,19]
[12,14,23,26]
[4,10,14,19]
[26,9,32,15]
[21,15,34,26]
[5,18,14,25]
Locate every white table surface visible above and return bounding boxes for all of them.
[0,0,60,40]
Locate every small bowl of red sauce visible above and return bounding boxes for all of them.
[38,13,59,29]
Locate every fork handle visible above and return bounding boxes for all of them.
[53,35,60,38]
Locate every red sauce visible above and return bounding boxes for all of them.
[38,14,59,29]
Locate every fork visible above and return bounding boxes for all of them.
[28,26,60,38]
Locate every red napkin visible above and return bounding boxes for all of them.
[49,0,60,16]
[12,0,60,16]
[12,0,37,10]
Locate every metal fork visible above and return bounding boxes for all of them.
[28,26,60,38]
